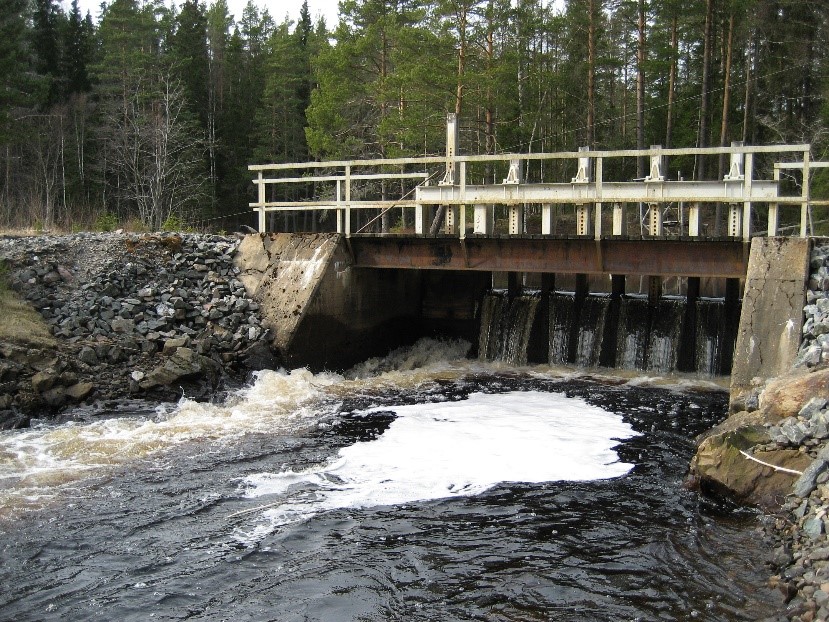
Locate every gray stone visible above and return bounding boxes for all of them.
[162,336,190,354]
[31,369,59,393]
[65,382,94,401]
[809,547,829,561]
[800,397,828,419]
[804,517,825,539]
[110,317,135,334]
[781,418,809,444]
[794,459,829,498]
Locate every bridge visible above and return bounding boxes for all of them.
[249,114,827,285]
[241,118,827,401]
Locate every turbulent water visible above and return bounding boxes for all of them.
[0,339,778,621]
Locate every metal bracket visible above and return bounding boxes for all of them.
[724,141,745,181]
[645,145,665,182]
[571,146,591,183]
[502,159,523,184]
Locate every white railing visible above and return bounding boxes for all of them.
[249,143,825,240]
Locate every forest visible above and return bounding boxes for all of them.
[0,0,826,232]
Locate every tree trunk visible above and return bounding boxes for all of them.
[636,0,646,178]
[587,0,597,147]
[718,12,734,178]
[742,33,756,144]
[665,14,677,148]
[695,0,715,181]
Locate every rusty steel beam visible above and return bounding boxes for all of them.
[348,236,750,278]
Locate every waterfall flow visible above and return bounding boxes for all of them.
[479,291,737,375]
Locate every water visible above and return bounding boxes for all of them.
[478,292,539,365]
[0,339,778,621]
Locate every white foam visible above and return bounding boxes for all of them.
[237,390,638,539]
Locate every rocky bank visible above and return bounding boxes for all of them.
[0,231,277,428]
[690,239,829,622]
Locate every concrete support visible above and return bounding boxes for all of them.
[541,204,556,235]
[688,203,701,236]
[612,204,626,236]
[730,237,810,410]
[474,204,494,235]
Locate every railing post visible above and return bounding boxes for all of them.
[335,179,343,233]
[573,147,591,236]
[509,204,524,235]
[345,165,351,237]
[801,149,811,238]
[257,171,266,233]
[768,166,780,236]
[459,161,466,240]
[594,157,603,240]
[742,152,753,241]
[647,204,663,236]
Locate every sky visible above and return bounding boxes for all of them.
[68,0,342,27]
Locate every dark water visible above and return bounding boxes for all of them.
[0,355,778,621]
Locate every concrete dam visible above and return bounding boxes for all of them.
[233,232,812,411]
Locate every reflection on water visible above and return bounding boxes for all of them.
[0,338,780,621]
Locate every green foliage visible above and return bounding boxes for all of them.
[161,214,191,232]
[1,0,828,232]
[95,212,119,231]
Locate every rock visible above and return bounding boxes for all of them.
[40,386,66,407]
[805,517,825,540]
[65,382,94,401]
[800,397,829,419]
[131,370,145,382]
[162,336,190,354]
[138,347,221,390]
[760,368,829,420]
[690,415,812,508]
[793,459,829,498]
[78,346,98,365]
[31,369,59,393]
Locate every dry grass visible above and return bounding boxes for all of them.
[0,283,55,348]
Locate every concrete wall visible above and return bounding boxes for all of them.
[730,237,811,410]
[235,233,424,371]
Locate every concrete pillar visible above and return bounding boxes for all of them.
[730,237,810,410]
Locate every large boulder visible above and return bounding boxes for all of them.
[760,367,829,420]
[139,347,221,390]
[690,411,812,509]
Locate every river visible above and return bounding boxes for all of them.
[0,339,779,621]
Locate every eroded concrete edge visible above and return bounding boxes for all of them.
[730,237,810,409]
